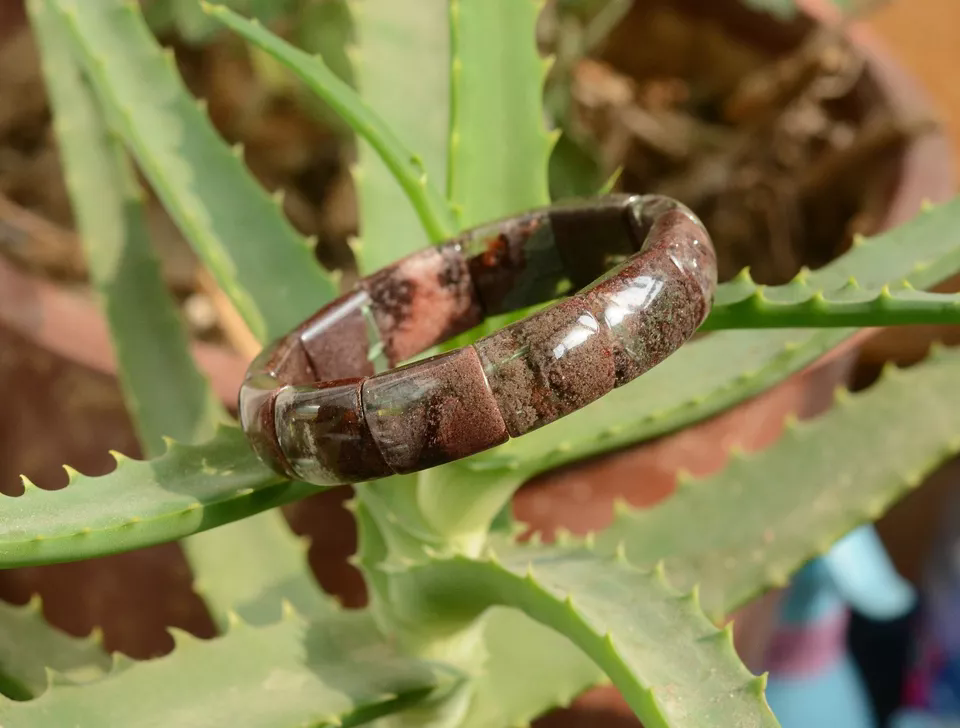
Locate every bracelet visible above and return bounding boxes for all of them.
[239,194,716,485]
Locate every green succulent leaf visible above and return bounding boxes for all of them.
[351,0,455,270]
[353,499,604,727]
[33,0,334,626]
[0,427,317,569]
[594,343,960,619]
[171,0,298,44]
[53,0,335,343]
[0,608,457,727]
[460,607,603,728]
[447,0,553,227]
[0,598,110,701]
[206,3,456,252]
[703,270,960,330]
[295,0,355,128]
[391,542,777,728]
[184,512,337,627]
[32,0,226,457]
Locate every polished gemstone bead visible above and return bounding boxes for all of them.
[238,374,291,478]
[363,242,483,365]
[274,379,392,484]
[475,297,616,437]
[362,347,508,473]
[461,210,568,315]
[298,290,380,380]
[586,251,703,387]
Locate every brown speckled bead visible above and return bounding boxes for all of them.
[362,348,508,473]
[475,298,616,437]
[459,210,566,315]
[362,241,483,365]
[239,194,717,485]
[298,290,378,379]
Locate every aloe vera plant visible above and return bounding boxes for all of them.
[4,1,960,726]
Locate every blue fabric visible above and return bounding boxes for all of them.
[767,654,876,728]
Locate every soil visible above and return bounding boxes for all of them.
[550,1,930,284]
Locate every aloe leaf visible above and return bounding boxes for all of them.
[171,0,217,41]
[594,344,960,619]
[548,132,606,201]
[184,514,336,627]
[0,598,109,701]
[295,0,354,127]
[171,0,297,44]
[704,271,960,330]
[392,542,776,728]
[34,0,335,626]
[53,0,335,343]
[0,608,456,727]
[447,0,553,227]
[143,0,175,34]
[460,607,603,728]
[350,0,453,271]
[0,427,317,569]
[33,0,225,466]
[467,198,960,478]
[206,3,456,250]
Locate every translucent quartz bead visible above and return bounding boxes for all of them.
[362,347,508,472]
[274,379,392,484]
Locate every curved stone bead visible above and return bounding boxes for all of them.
[474,298,616,437]
[274,380,392,484]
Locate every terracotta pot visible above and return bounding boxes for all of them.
[0,0,952,721]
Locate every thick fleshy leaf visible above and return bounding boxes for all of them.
[205,3,456,250]
[460,607,603,728]
[170,0,297,44]
[390,542,777,728]
[594,344,960,618]
[53,0,336,343]
[0,598,109,701]
[351,0,454,270]
[35,0,333,623]
[0,427,316,569]
[447,0,552,227]
[704,270,960,330]
[183,513,336,627]
[33,0,225,457]
[0,609,457,727]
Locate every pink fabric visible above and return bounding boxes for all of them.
[764,610,851,678]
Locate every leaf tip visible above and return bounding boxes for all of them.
[733,266,753,284]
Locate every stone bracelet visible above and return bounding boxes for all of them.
[239,194,717,486]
